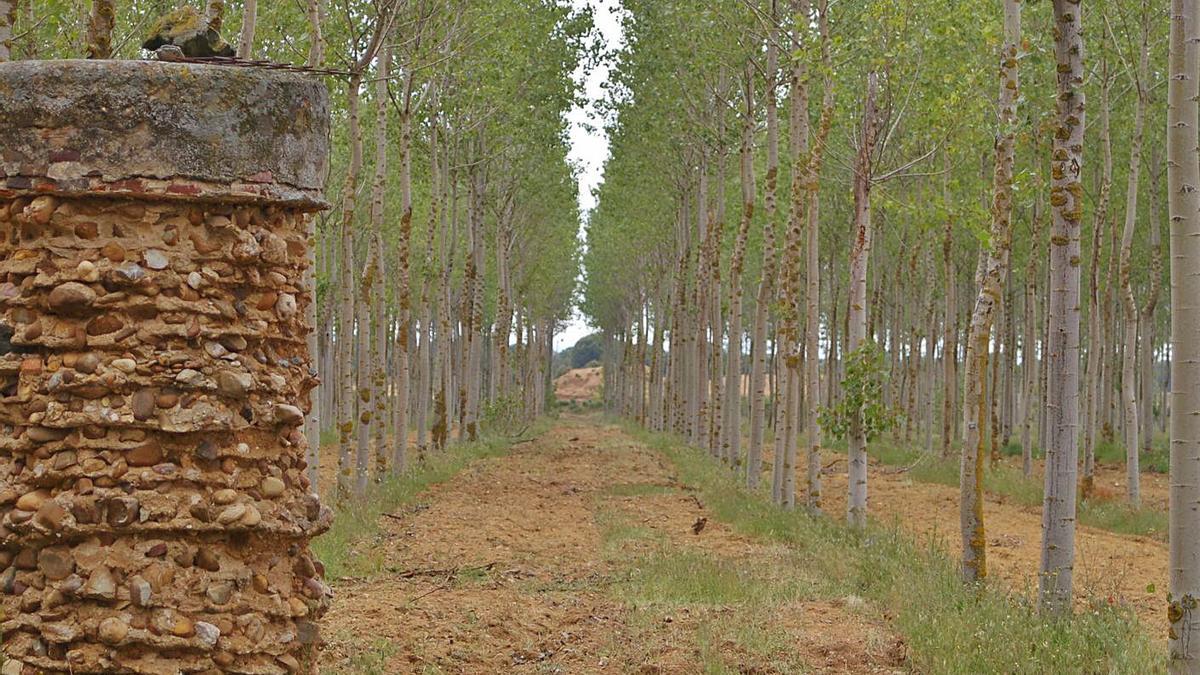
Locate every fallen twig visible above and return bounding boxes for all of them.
[408,582,448,604]
[391,561,498,579]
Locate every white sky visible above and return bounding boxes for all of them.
[555,0,625,351]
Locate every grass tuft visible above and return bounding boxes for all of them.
[869,438,1167,540]
[1095,437,1170,474]
[346,639,399,675]
[619,549,807,606]
[1079,499,1167,539]
[628,424,1161,674]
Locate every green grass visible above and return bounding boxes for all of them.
[345,639,400,675]
[618,549,810,606]
[1079,499,1168,539]
[591,458,815,672]
[1001,440,1041,459]
[312,426,541,580]
[594,506,662,554]
[628,424,1161,674]
[319,633,403,675]
[1095,437,1170,474]
[691,619,805,674]
[868,437,1167,540]
[871,440,1042,506]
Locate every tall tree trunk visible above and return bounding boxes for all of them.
[960,0,1019,583]
[237,0,257,59]
[301,0,324,490]
[723,65,756,469]
[422,117,442,451]
[392,77,415,473]
[846,72,880,530]
[638,301,649,425]
[924,261,937,455]
[463,151,486,441]
[1001,285,1016,446]
[306,0,324,67]
[690,176,705,447]
[804,0,833,512]
[1100,217,1118,444]
[942,152,959,458]
[1040,0,1085,614]
[747,0,781,489]
[777,0,812,507]
[85,0,114,59]
[1085,68,1114,499]
[1021,197,1043,477]
[1082,181,1104,498]
[708,139,726,459]
[491,201,513,406]
[362,42,391,488]
[1117,12,1151,507]
[651,301,664,430]
[989,288,1005,463]
[440,146,461,447]
[827,270,840,410]
[1039,258,1050,448]
[1168,0,1200,663]
[335,75,364,501]
[1141,148,1164,456]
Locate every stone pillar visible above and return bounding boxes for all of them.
[0,60,331,675]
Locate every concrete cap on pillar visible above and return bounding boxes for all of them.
[0,59,330,210]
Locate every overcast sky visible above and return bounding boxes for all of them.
[555,0,625,351]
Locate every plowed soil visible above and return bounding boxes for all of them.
[321,419,905,673]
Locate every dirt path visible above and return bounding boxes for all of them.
[321,418,905,674]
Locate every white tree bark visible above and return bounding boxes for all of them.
[237,0,257,59]
[846,72,879,530]
[722,65,755,470]
[745,0,780,490]
[1116,13,1151,507]
[924,271,937,456]
[300,0,323,492]
[364,42,391,482]
[392,72,416,473]
[1020,200,1042,478]
[335,75,364,501]
[941,153,959,458]
[1040,0,1085,615]
[306,0,324,68]
[960,0,1019,583]
[777,0,812,507]
[463,154,486,441]
[805,0,833,513]
[1140,150,1164,456]
[1082,73,1113,500]
[1168,0,1200,665]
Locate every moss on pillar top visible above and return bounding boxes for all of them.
[0,59,330,210]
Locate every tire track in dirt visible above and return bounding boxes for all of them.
[322,419,905,673]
